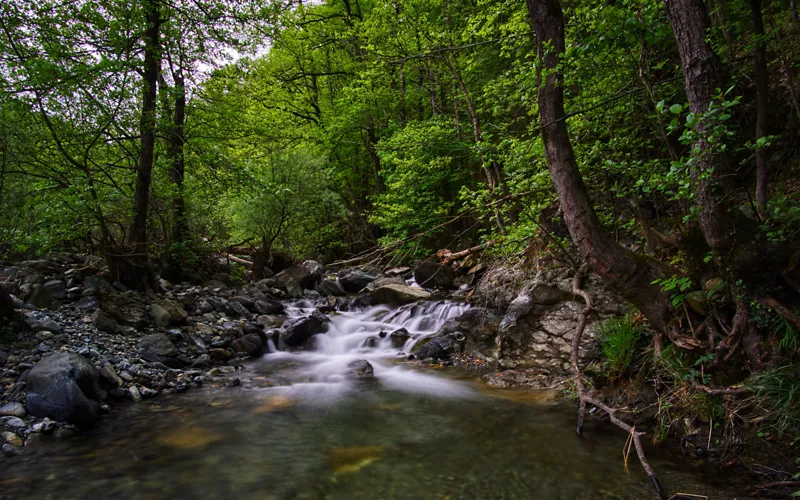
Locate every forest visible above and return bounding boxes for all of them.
[2,0,800,497]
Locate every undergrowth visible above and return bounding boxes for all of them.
[598,315,642,376]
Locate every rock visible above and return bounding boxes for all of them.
[0,350,7,367]
[339,269,381,293]
[345,359,374,379]
[389,327,410,348]
[205,279,228,290]
[255,300,285,315]
[158,300,188,324]
[77,295,100,311]
[99,364,123,387]
[386,266,411,277]
[149,303,172,327]
[209,348,232,361]
[25,352,104,425]
[1,431,23,447]
[438,307,500,360]
[414,334,461,360]
[140,333,178,357]
[0,402,26,418]
[472,264,531,310]
[704,278,726,295]
[231,332,267,358]
[91,309,123,334]
[230,295,255,311]
[364,276,406,292]
[685,291,709,316]
[83,276,114,293]
[129,386,142,402]
[370,284,431,305]
[26,284,52,309]
[280,310,329,348]
[413,261,455,289]
[257,315,285,329]
[274,266,316,290]
[43,280,66,300]
[2,443,21,456]
[318,279,346,297]
[100,292,148,328]
[0,416,26,428]
[285,280,303,299]
[226,299,250,317]
[301,260,325,279]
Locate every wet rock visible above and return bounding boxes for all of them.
[285,280,303,299]
[414,334,460,360]
[0,416,26,429]
[280,310,329,348]
[255,300,285,315]
[390,328,410,348]
[209,348,232,361]
[26,284,52,309]
[275,266,316,290]
[231,332,267,358]
[339,268,382,293]
[364,276,406,292]
[318,278,346,297]
[301,260,325,280]
[230,295,255,311]
[361,336,380,348]
[370,284,431,305]
[414,261,455,289]
[1,431,23,447]
[226,299,250,317]
[25,352,104,425]
[346,359,375,379]
[129,385,142,402]
[0,402,26,418]
[436,307,500,360]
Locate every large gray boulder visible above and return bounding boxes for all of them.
[338,268,382,293]
[280,310,329,348]
[274,266,316,290]
[318,278,346,297]
[100,292,148,328]
[413,262,455,289]
[43,280,66,300]
[140,333,178,357]
[231,332,268,358]
[26,284,52,309]
[370,284,430,305]
[435,307,501,360]
[25,352,105,425]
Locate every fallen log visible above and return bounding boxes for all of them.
[437,240,496,265]
[226,254,253,268]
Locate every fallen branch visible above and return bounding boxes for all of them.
[570,264,664,497]
[437,240,496,265]
[226,254,253,268]
[695,384,752,396]
[759,296,800,331]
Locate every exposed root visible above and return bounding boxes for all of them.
[570,263,664,497]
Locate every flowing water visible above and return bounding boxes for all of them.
[0,301,739,499]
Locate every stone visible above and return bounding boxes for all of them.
[685,291,709,316]
[83,276,114,293]
[274,266,316,290]
[2,443,21,456]
[254,300,285,315]
[129,385,142,402]
[158,300,188,324]
[364,276,406,292]
[26,284,52,309]
[91,309,123,334]
[414,335,460,360]
[280,310,329,348]
[285,280,303,299]
[370,284,431,305]
[100,292,148,328]
[229,295,255,311]
[99,364,123,387]
[389,327,410,348]
[414,261,455,289]
[301,260,325,279]
[345,359,375,379]
[0,416,26,428]
[140,333,178,357]
[339,269,381,293]
[205,279,228,290]
[1,431,23,447]
[226,300,250,317]
[231,332,267,358]
[25,352,105,425]
[436,307,501,360]
[318,279,346,297]
[43,280,66,300]
[77,295,100,311]
[0,402,26,418]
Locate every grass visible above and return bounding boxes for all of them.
[598,315,642,376]
[749,364,800,434]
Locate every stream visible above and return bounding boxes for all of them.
[0,300,738,499]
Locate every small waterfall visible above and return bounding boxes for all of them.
[264,300,473,398]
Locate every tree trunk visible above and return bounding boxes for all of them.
[127,0,161,290]
[750,0,769,219]
[170,67,187,243]
[252,237,271,281]
[526,0,676,334]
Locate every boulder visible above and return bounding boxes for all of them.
[149,303,172,327]
[226,300,250,317]
[274,266,316,290]
[389,327,410,348]
[83,276,115,293]
[230,295,256,311]
[345,359,375,379]
[301,260,325,280]
[205,279,228,290]
[338,268,382,293]
[0,402,26,418]
[100,292,148,328]
[25,352,105,425]
[435,307,501,360]
[364,276,406,292]
[413,261,455,289]
[414,334,462,360]
[26,284,52,309]
[255,300,285,315]
[91,309,123,335]
[285,280,303,299]
[370,284,431,305]
[140,333,178,357]
[280,310,329,348]
[158,300,188,324]
[43,280,66,300]
[231,332,268,358]
[318,279,346,297]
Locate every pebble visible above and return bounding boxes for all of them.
[129,386,142,402]
[0,416,26,429]
[1,431,23,447]
[0,402,26,418]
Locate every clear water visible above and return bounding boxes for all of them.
[0,302,738,499]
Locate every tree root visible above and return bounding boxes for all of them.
[570,263,664,497]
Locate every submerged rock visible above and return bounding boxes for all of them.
[25,352,105,425]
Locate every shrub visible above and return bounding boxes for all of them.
[598,315,643,376]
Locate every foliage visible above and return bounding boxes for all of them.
[598,315,643,376]
[749,365,800,434]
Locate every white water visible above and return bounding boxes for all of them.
[261,299,475,399]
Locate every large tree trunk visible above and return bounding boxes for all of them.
[126,0,161,290]
[749,0,769,219]
[526,0,676,334]
[170,67,187,244]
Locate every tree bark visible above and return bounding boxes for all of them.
[170,67,187,243]
[526,0,676,334]
[127,0,161,290]
[750,0,769,219]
